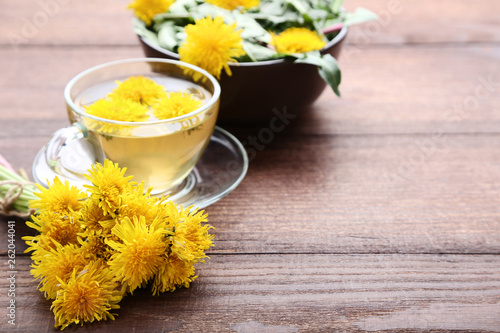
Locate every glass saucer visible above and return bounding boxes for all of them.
[32,126,248,209]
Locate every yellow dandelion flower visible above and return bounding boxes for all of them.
[99,217,118,231]
[30,242,88,300]
[78,229,114,262]
[117,182,162,223]
[206,0,259,11]
[167,205,214,263]
[179,16,245,80]
[52,261,122,330]
[25,212,81,253]
[84,160,135,218]
[270,27,326,53]
[107,216,168,293]
[151,255,197,295]
[152,91,203,120]
[109,76,167,106]
[29,177,86,216]
[128,0,174,26]
[79,199,114,233]
[85,98,149,123]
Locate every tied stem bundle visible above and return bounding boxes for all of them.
[0,158,37,218]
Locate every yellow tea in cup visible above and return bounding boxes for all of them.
[45,59,220,194]
[77,76,217,192]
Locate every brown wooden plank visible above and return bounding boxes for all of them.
[176,134,500,255]
[2,134,500,255]
[1,0,499,47]
[0,0,138,47]
[306,45,500,136]
[0,47,143,122]
[343,0,500,45]
[0,254,498,332]
[1,45,499,136]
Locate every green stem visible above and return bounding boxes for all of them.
[12,202,29,214]
[0,164,38,215]
[13,196,35,206]
[0,165,27,183]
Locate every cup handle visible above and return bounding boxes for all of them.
[44,123,96,174]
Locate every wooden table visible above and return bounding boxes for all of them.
[1,1,500,332]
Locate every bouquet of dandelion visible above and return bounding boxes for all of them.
[23,160,214,330]
[130,0,377,96]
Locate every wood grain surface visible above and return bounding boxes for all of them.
[1,0,499,332]
[1,255,499,332]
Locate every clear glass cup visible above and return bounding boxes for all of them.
[44,58,221,194]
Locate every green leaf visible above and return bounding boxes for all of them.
[157,24,178,51]
[230,11,269,39]
[308,8,328,21]
[330,0,344,13]
[242,41,277,61]
[168,0,197,14]
[323,16,343,29]
[318,54,341,97]
[285,0,309,15]
[295,53,341,97]
[342,7,378,27]
[264,15,290,25]
[153,13,191,24]
[192,2,233,20]
[133,18,161,46]
[285,0,314,23]
[259,0,285,16]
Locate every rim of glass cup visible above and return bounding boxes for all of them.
[63,58,221,126]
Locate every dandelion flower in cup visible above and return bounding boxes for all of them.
[206,0,260,11]
[153,91,203,120]
[85,98,149,123]
[109,76,167,106]
[270,27,326,53]
[152,255,197,295]
[127,0,174,26]
[29,177,86,216]
[52,261,122,330]
[84,160,135,218]
[179,16,245,80]
[29,242,88,300]
[107,216,169,293]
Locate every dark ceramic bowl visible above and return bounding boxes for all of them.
[138,27,348,125]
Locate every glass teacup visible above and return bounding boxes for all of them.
[43,58,220,194]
